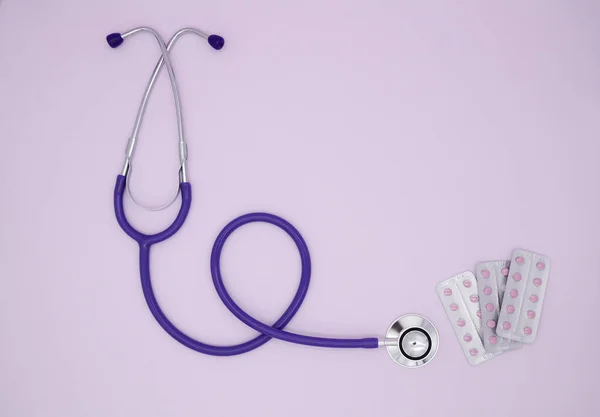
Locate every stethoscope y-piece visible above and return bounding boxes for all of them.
[107,26,438,367]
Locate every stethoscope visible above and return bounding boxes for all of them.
[107,25,439,368]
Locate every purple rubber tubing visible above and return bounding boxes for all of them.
[114,175,379,355]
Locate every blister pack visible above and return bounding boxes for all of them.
[496,249,550,343]
[437,272,499,365]
[475,261,521,352]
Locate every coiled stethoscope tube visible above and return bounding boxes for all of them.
[108,26,439,366]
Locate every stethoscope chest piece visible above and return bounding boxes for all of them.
[384,314,439,368]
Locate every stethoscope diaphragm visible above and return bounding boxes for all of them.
[384,314,439,368]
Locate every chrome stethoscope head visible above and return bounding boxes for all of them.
[106,26,225,211]
[382,314,439,368]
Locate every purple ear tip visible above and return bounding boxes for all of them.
[208,34,225,50]
[106,33,124,48]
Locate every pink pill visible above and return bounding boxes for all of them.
[510,289,518,298]
[501,267,509,277]
[485,303,494,312]
[470,295,479,303]
[450,303,459,311]
[469,348,478,357]
[443,288,452,296]
[536,262,546,271]
[527,310,536,319]
[463,333,473,342]
[476,309,482,318]
[483,286,492,295]
[463,280,472,288]
[457,318,466,327]
[481,269,490,279]
[489,336,498,345]
[529,295,539,303]
[503,321,511,330]
[515,256,525,265]
[533,278,542,287]
[507,305,515,314]
[486,320,496,328]
[523,326,533,335]
[513,273,522,282]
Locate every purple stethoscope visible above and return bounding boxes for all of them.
[107,26,439,367]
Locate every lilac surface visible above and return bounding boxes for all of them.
[1,1,599,416]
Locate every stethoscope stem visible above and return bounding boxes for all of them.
[379,338,401,347]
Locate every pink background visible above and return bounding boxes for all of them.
[1,1,599,416]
